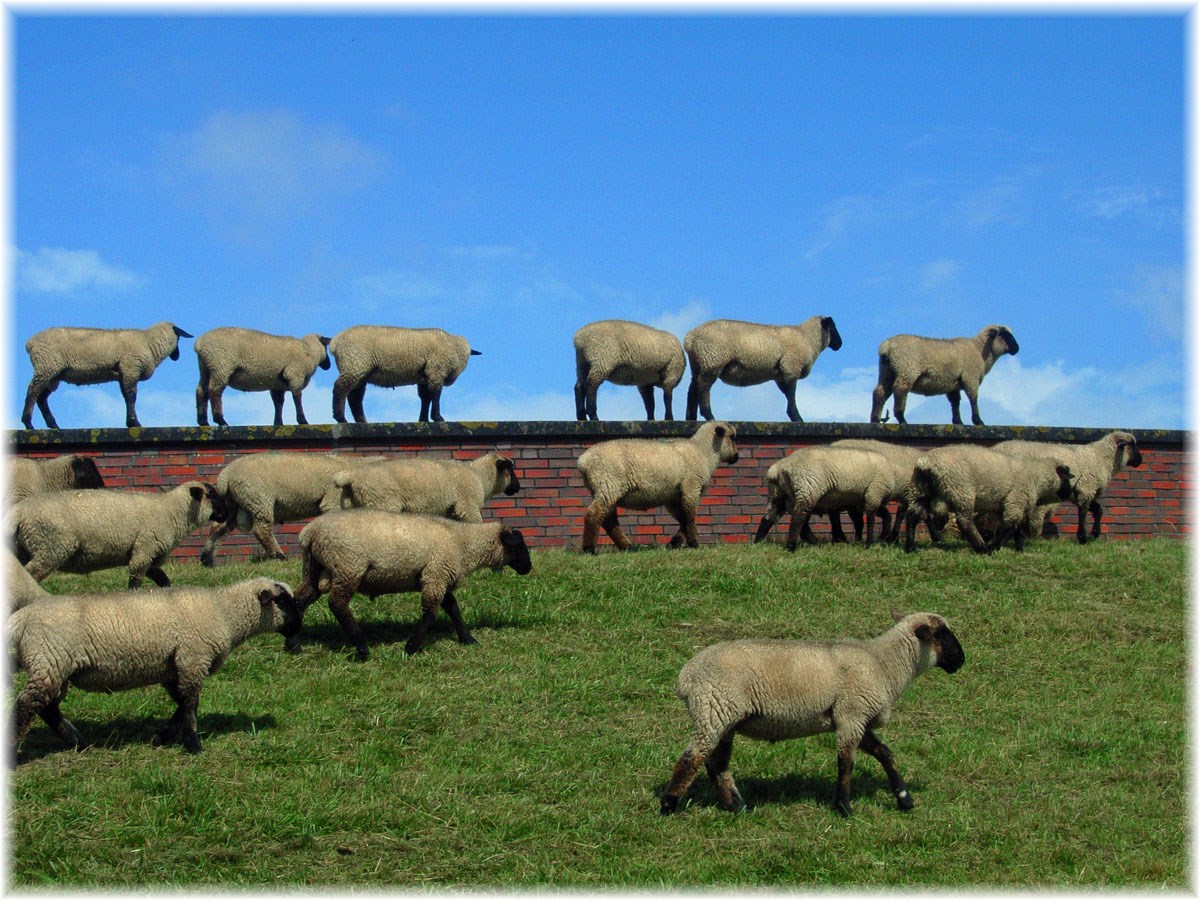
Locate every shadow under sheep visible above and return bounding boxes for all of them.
[291,611,532,657]
[657,769,923,814]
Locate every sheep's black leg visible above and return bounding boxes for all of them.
[331,374,355,423]
[441,591,477,646]
[637,385,656,421]
[417,384,432,423]
[406,588,448,656]
[120,378,141,428]
[328,583,368,660]
[145,565,171,588]
[859,730,913,811]
[947,390,964,426]
[573,370,588,420]
[269,389,286,427]
[291,388,309,425]
[37,696,82,750]
[965,387,985,426]
[704,733,745,813]
[753,498,785,543]
[828,510,849,543]
[665,499,699,549]
[661,744,709,814]
[955,514,993,554]
[347,383,369,424]
[835,741,857,816]
[685,377,700,420]
[427,385,446,423]
[209,384,230,427]
[891,386,910,425]
[661,385,675,421]
[584,380,602,421]
[695,375,717,421]
[787,507,813,551]
[195,374,211,427]
[870,378,892,423]
[1086,500,1103,542]
[777,379,802,423]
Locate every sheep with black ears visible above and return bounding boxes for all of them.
[660,611,965,816]
[291,509,532,658]
[10,577,302,757]
[11,481,227,587]
[684,316,842,422]
[993,430,1142,543]
[194,326,333,427]
[869,325,1018,426]
[8,454,105,505]
[576,421,739,553]
[325,452,520,522]
[22,321,193,429]
[573,319,687,421]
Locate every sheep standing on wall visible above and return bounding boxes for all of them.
[200,452,384,567]
[326,452,520,522]
[329,325,480,424]
[8,454,105,505]
[11,481,227,587]
[993,430,1143,543]
[577,421,739,553]
[291,510,533,658]
[660,611,965,816]
[10,578,302,757]
[21,322,193,430]
[869,325,1018,426]
[684,317,842,422]
[903,444,1073,553]
[194,327,332,427]
[573,319,687,421]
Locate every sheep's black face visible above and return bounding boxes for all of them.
[501,528,533,576]
[1055,465,1073,502]
[933,626,965,673]
[500,460,521,496]
[169,344,181,361]
[1124,443,1143,468]
[206,486,230,523]
[823,317,843,351]
[274,594,304,642]
[997,327,1019,356]
[319,337,333,371]
[72,457,105,490]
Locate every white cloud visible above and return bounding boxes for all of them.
[17,247,143,295]
[918,259,961,294]
[648,300,711,341]
[802,194,880,261]
[1116,264,1184,340]
[1082,185,1179,228]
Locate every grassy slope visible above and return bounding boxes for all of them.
[9,539,1188,888]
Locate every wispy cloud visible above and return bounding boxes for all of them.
[1082,184,1180,227]
[802,195,881,261]
[918,259,961,294]
[17,247,144,295]
[649,300,710,341]
[1115,264,1184,341]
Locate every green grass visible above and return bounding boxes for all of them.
[9,538,1189,888]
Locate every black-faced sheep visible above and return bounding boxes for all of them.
[573,319,687,421]
[683,317,842,422]
[22,322,193,429]
[10,578,302,757]
[576,421,739,553]
[660,611,964,816]
[291,510,532,658]
[8,454,105,505]
[869,325,1018,426]
[194,326,332,427]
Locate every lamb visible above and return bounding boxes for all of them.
[290,510,533,658]
[325,452,520,522]
[329,325,480,424]
[752,445,900,549]
[200,452,385,567]
[683,316,842,422]
[576,421,740,553]
[10,577,302,757]
[992,431,1143,543]
[11,481,227,587]
[870,325,1019,426]
[660,611,965,816]
[194,326,333,427]
[903,444,1073,554]
[572,319,687,421]
[8,454,105,505]
[21,321,193,429]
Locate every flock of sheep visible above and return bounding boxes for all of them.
[19,317,1020,429]
[6,407,1142,814]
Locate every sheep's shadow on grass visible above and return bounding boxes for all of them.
[16,712,278,763]
[293,612,531,657]
[658,769,921,814]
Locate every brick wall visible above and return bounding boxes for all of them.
[9,421,1189,563]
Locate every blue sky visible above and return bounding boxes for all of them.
[9,13,1187,430]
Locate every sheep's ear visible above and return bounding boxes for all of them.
[914,623,934,642]
[1056,464,1072,478]
[891,609,907,622]
[257,587,275,607]
[189,485,205,503]
[714,425,726,439]
[500,527,524,546]
[497,457,514,473]
[173,325,193,339]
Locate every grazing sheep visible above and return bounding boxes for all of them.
[577,421,740,553]
[869,325,1019,426]
[329,325,480,424]
[903,444,1073,553]
[993,431,1143,543]
[11,481,227,587]
[8,454,105,505]
[291,510,533,658]
[200,452,384,567]
[326,452,520,522]
[22,322,193,429]
[7,550,49,613]
[10,578,302,757]
[573,319,687,421]
[684,317,842,422]
[752,446,900,549]
[194,326,332,427]
[660,611,965,816]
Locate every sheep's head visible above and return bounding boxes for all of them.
[499,527,533,576]
[821,316,843,351]
[707,422,739,465]
[70,455,105,490]
[895,611,965,674]
[188,482,229,524]
[257,580,304,643]
[318,336,333,370]
[1054,464,1074,501]
[1114,432,1143,469]
[496,456,521,496]
[984,325,1019,358]
[168,324,193,361]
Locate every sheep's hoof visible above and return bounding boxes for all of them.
[659,796,681,815]
[835,801,853,817]
[199,551,215,568]
[458,634,478,646]
[182,734,203,754]
[896,791,914,811]
[354,646,370,662]
[722,797,747,814]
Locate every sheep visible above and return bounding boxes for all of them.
[199,452,385,567]
[325,452,520,522]
[683,316,842,422]
[576,421,740,553]
[21,322,193,429]
[10,577,302,757]
[11,481,227,588]
[194,326,333,427]
[329,325,480,424]
[572,319,687,421]
[828,438,933,544]
[869,325,1019,426]
[8,454,105,505]
[7,550,48,613]
[290,510,532,658]
[903,444,1073,554]
[752,446,900,549]
[992,431,1143,543]
[660,610,965,816]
